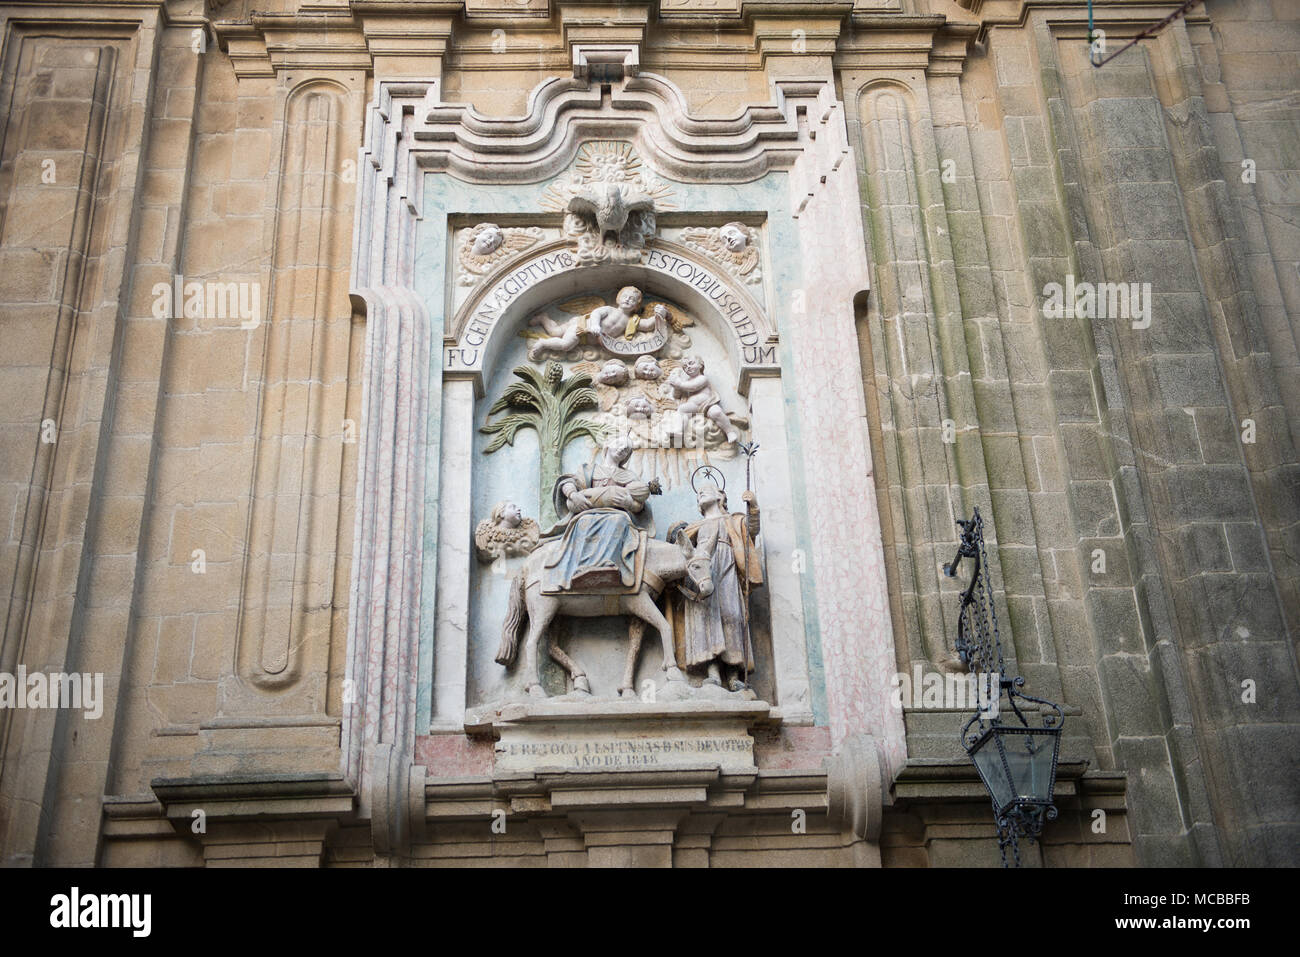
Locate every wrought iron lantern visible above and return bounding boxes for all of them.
[944,508,1065,866]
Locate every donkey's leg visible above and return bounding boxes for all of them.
[619,619,645,699]
[549,642,590,695]
[627,591,684,683]
[521,594,558,698]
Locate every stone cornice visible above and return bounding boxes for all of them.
[414,71,806,183]
[151,772,359,824]
[973,0,1212,45]
[0,0,172,26]
[892,757,1098,803]
[140,738,881,848]
[11,0,1201,83]
[200,0,985,82]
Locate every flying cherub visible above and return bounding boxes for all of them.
[521,295,604,360]
[525,288,663,359]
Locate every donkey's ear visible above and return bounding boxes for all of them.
[673,529,694,556]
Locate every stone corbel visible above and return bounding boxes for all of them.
[572,43,640,82]
[825,733,885,841]
[559,1,649,57]
[212,12,368,79]
[837,9,981,76]
[213,21,276,79]
[367,742,429,855]
[931,22,982,76]
[754,17,843,61]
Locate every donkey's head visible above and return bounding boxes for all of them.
[668,523,714,600]
[684,554,714,599]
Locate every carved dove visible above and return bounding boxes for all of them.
[566,182,656,241]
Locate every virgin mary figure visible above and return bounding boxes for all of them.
[543,437,656,592]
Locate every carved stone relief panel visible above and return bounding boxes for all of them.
[468,280,772,710]
[422,138,816,751]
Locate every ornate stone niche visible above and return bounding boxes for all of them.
[345,71,900,854]
[432,144,800,740]
[439,181,803,785]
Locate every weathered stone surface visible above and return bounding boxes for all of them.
[0,0,1295,871]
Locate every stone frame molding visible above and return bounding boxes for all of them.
[344,61,900,854]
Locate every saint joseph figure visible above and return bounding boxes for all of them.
[677,484,762,691]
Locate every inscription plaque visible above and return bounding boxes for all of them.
[468,699,774,774]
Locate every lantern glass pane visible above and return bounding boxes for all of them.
[970,727,1061,814]
[970,736,1015,810]
[999,729,1057,803]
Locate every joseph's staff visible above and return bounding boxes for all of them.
[738,441,759,685]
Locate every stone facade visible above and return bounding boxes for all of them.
[0,0,1296,868]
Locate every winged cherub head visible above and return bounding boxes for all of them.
[720,223,749,253]
[634,355,662,380]
[596,360,630,386]
[471,223,504,256]
[625,395,654,419]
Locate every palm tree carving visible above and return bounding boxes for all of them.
[480,361,607,528]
